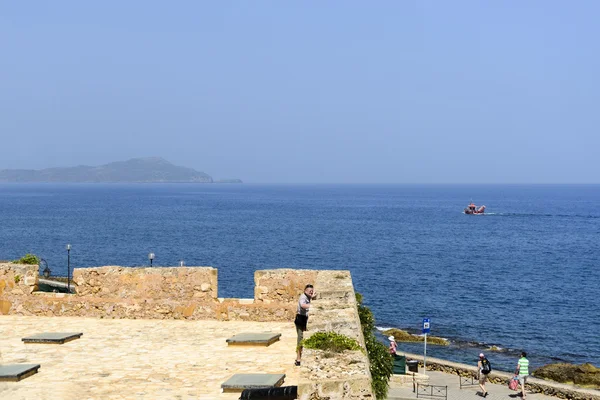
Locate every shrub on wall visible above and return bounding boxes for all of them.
[303,331,361,353]
[12,254,40,265]
[357,292,393,400]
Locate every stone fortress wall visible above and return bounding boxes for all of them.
[0,263,372,399]
[3,263,596,399]
[1,263,313,321]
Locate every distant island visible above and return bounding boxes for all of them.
[0,157,242,183]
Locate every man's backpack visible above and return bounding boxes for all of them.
[482,358,492,374]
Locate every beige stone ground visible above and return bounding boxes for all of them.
[0,316,300,400]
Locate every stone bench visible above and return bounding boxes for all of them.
[22,332,83,344]
[0,364,41,382]
[221,373,286,393]
[226,332,281,346]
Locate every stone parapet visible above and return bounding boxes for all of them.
[0,263,39,315]
[74,266,218,300]
[254,268,318,304]
[0,265,321,322]
[297,270,374,399]
[216,298,290,321]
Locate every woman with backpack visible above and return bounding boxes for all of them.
[477,353,491,397]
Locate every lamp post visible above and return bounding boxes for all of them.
[66,244,71,293]
[148,253,155,267]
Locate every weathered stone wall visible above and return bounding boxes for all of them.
[254,269,318,304]
[0,263,39,314]
[404,352,600,400]
[297,270,374,399]
[0,265,320,322]
[252,268,319,321]
[74,266,218,300]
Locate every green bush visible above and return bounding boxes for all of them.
[302,331,361,353]
[357,293,375,332]
[366,334,394,398]
[357,292,393,399]
[12,254,40,265]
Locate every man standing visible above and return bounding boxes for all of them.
[477,353,491,397]
[516,352,530,398]
[294,284,315,366]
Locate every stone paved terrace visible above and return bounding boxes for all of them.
[0,315,300,400]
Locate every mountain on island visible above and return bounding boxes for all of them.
[0,157,241,183]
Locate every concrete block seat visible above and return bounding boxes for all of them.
[22,332,83,344]
[225,332,281,346]
[221,373,285,393]
[0,364,41,382]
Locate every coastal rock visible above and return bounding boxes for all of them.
[384,328,449,346]
[534,363,600,388]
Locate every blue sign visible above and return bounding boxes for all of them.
[422,318,431,334]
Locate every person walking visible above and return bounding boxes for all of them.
[388,336,397,355]
[477,353,491,397]
[294,284,315,366]
[516,352,530,398]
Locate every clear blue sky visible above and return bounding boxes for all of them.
[1,1,598,183]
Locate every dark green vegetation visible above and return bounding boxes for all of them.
[357,292,393,400]
[383,328,449,346]
[533,363,600,389]
[0,157,241,183]
[12,253,40,265]
[302,331,361,353]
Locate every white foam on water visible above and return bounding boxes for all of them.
[376,326,395,332]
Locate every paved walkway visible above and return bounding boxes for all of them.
[388,368,557,400]
[1,315,300,400]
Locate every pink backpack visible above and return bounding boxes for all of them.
[508,376,519,391]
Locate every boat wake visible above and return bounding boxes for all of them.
[486,212,599,219]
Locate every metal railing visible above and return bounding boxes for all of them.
[459,373,478,389]
[415,383,447,399]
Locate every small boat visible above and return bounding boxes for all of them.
[464,202,485,214]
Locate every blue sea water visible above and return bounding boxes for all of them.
[1,183,599,372]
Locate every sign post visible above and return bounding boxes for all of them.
[422,318,430,371]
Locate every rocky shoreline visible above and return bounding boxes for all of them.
[534,363,600,389]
